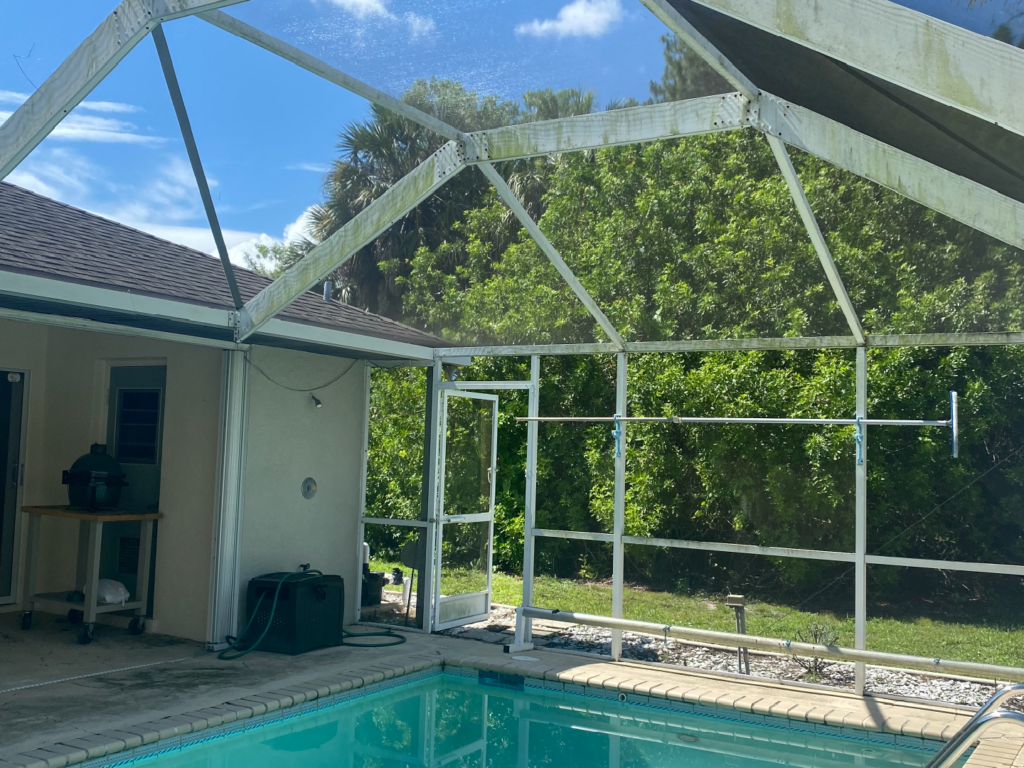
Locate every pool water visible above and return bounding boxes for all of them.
[132,672,936,768]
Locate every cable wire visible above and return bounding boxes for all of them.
[246,355,358,392]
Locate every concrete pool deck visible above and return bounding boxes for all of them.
[1,611,1022,768]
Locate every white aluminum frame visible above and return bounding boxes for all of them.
[206,348,249,648]
[510,352,1023,688]
[0,368,29,607]
[432,389,499,631]
[6,0,1024,691]
[689,0,1024,139]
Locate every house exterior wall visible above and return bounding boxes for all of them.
[239,347,365,626]
[0,319,222,641]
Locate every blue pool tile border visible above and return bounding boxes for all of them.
[80,668,443,768]
[78,663,942,767]
[446,665,940,754]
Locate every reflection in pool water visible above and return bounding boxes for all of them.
[138,673,936,768]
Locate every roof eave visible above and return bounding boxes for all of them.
[0,269,436,363]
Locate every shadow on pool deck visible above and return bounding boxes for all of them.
[0,611,440,758]
[2,609,1023,768]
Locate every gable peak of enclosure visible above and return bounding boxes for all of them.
[2,0,1024,355]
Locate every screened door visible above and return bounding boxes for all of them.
[432,390,498,631]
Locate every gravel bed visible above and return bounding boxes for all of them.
[547,625,1013,709]
[443,608,1018,709]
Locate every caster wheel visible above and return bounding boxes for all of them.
[68,609,84,624]
[129,617,145,636]
[77,626,94,645]
[19,611,32,630]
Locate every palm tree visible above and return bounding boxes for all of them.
[309,80,518,317]
[307,79,599,319]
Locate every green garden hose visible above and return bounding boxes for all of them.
[218,570,405,661]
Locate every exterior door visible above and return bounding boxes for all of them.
[103,365,165,614]
[432,390,498,631]
[0,370,25,604]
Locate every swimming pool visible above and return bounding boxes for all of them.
[119,669,938,768]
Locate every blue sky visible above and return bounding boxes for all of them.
[1,0,1019,267]
[0,0,672,266]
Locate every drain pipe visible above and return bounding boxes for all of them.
[518,607,1024,682]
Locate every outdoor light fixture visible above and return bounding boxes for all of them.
[310,394,322,409]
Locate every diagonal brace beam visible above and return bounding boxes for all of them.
[637,0,758,101]
[152,25,243,311]
[198,10,467,145]
[477,162,626,350]
[0,0,247,181]
[238,141,467,340]
[767,134,865,344]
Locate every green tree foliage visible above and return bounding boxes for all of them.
[307,79,599,316]
[331,37,1024,610]
[649,33,731,102]
[370,129,1024,606]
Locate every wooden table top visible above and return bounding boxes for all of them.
[22,506,162,522]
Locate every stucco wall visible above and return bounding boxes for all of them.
[239,347,366,626]
[0,320,222,641]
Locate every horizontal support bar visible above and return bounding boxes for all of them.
[622,536,856,563]
[435,344,619,358]
[627,337,859,353]
[866,555,1024,577]
[534,529,616,543]
[472,94,750,161]
[517,416,950,427]
[521,607,1024,682]
[435,332,1024,359]
[360,517,428,528]
[437,381,533,390]
[867,332,1024,348]
[441,512,492,524]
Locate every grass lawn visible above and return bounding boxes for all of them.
[370,560,1024,668]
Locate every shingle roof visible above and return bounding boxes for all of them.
[0,181,446,349]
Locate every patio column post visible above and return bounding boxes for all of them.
[521,355,541,643]
[855,346,868,693]
[206,348,249,649]
[421,361,443,632]
[611,352,627,660]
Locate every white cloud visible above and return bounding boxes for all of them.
[283,206,316,242]
[227,206,317,267]
[8,148,310,267]
[0,89,29,105]
[287,162,330,173]
[77,100,141,114]
[312,0,435,40]
[7,148,102,202]
[322,0,393,19]
[406,12,436,39]
[0,90,141,114]
[515,0,623,38]
[0,94,160,145]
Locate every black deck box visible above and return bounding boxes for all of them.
[244,572,345,655]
